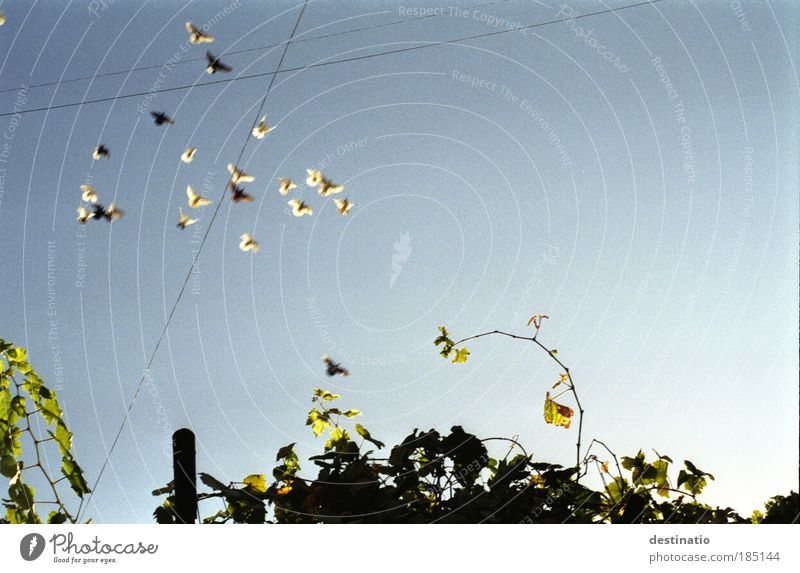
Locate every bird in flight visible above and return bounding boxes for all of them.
[0,12,6,26]
[305,169,323,187]
[277,177,296,195]
[322,356,350,377]
[80,184,98,203]
[92,144,110,160]
[239,233,260,253]
[150,111,175,126]
[186,185,212,208]
[76,206,95,224]
[288,199,313,217]
[333,198,354,215]
[206,51,232,74]
[227,163,255,184]
[185,22,214,44]
[103,202,125,221]
[251,116,275,139]
[177,208,197,229]
[229,183,254,203]
[318,178,344,197]
[181,147,197,163]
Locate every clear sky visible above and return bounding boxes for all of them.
[0,0,797,523]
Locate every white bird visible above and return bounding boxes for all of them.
[318,178,344,197]
[305,169,323,187]
[181,147,197,163]
[186,185,212,208]
[77,206,95,224]
[288,199,313,217]
[177,208,197,229]
[80,184,98,203]
[239,233,260,252]
[185,22,214,44]
[0,12,6,26]
[251,115,275,139]
[333,198,354,215]
[227,163,255,184]
[277,177,296,196]
[92,144,110,160]
[104,202,125,221]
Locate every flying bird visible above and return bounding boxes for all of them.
[251,115,274,139]
[333,198,354,215]
[177,208,197,229]
[318,178,344,197]
[322,355,350,377]
[288,199,312,217]
[239,233,260,253]
[150,111,174,126]
[227,163,254,184]
[229,183,254,203]
[0,12,6,26]
[186,185,212,208]
[205,51,231,74]
[77,206,95,224]
[80,184,98,203]
[104,202,125,221]
[185,22,214,44]
[305,169,323,187]
[92,144,110,160]
[277,177,296,196]
[181,147,197,163]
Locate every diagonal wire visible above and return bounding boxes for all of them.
[76,0,310,524]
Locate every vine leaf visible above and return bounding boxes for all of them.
[451,347,470,364]
[543,392,574,429]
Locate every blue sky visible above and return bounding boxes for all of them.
[0,0,797,523]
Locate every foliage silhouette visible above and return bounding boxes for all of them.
[152,388,797,524]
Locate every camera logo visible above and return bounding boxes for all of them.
[20,533,46,561]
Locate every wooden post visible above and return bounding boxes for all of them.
[172,428,197,524]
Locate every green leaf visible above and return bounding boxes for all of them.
[275,443,296,461]
[0,453,17,478]
[343,409,361,418]
[199,473,229,492]
[151,482,174,496]
[243,474,267,493]
[355,423,385,449]
[62,458,90,497]
[47,511,68,524]
[313,388,340,402]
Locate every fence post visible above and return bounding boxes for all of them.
[172,428,197,524]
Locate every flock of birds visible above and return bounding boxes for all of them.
[1,11,357,377]
[75,20,357,254]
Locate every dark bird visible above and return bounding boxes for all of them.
[206,51,231,74]
[322,355,350,377]
[229,182,254,204]
[92,144,110,160]
[150,111,174,126]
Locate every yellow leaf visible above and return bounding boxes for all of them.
[552,373,569,388]
[549,349,558,356]
[276,482,292,496]
[601,462,610,474]
[543,392,573,429]
[243,474,267,493]
[451,347,470,363]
